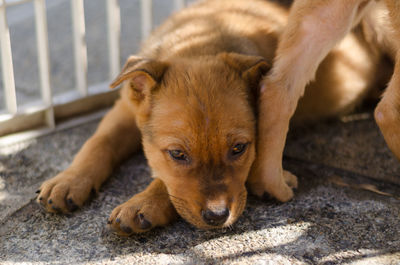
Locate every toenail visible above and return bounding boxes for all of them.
[120,225,133,234]
[51,206,61,213]
[137,213,151,230]
[66,198,78,212]
[262,192,273,201]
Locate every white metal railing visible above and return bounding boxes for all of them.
[106,0,121,81]
[71,0,88,97]
[34,0,54,128]
[0,0,17,115]
[0,0,186,144]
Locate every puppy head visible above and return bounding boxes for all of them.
[111,53,270,229]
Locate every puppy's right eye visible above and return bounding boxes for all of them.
[168,150,189,162]
[231,143,248,157]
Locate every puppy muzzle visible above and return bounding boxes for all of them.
[201,207,230,226]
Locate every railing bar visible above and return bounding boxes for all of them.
[71,0,88,96]
[33,0,55,128]
[3,0,32,8]
[0,0,17,114]
[106,0,121,81]
[0,108,108,149]
[140,0,152,40]
[173,0,185,11]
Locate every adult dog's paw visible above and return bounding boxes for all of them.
[36,170,96,214]
[108,191,177,235]
[248,168,298,202]
[283,170,298,190]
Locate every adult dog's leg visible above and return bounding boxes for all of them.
[37,99,141,213]
[248,0,372,201]
[375,0,400,161]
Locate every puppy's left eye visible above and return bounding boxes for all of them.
[231,143,248,157]
[168,150,189,163]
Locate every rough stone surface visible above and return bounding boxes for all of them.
[286,113,400,185]
[0,121,98,223]
[1,112,400,264]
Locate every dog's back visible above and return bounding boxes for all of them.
[139,0,393,122]
[361,1,398,59]
[140,0,288,62]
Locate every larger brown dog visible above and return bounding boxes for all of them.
[251,0,399,203]
[37,0,396,235]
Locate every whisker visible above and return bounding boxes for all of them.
[169,193,202,209]
[194,200,202,208]
[168,193,186,202]
[169,197,185,204]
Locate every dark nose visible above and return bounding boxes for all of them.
[201,208,230,226]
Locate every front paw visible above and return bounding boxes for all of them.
[108,191,177,235]
[248,168,298,202]
[36,170,96,214]
[283,170,298,190]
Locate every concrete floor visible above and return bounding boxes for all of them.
[0,111,399,264]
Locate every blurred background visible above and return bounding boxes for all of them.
[0,0,195,112]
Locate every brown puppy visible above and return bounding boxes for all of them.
[36,0,391,234]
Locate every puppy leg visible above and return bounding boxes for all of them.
[375,0,400,160]
[248,0,371,201]
[108,178,178,235]
[37,100,141,213]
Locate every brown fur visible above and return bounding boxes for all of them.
[37,0,397,234]
[251,0,399,204]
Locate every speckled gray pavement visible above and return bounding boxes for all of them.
[1,111,399,264]
[1,0,400,264]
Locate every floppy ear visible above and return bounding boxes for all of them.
[218,52,271,89]
[110,56,168,104]
[219,52,271,116]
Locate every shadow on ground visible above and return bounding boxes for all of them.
[0,112,399,264]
